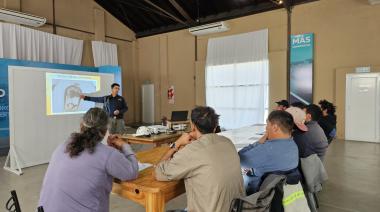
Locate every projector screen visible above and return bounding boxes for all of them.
[46,73,101,115]
[8,66,114,168]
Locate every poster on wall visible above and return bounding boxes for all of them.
[168,85,175,104]
[290,33,314,105]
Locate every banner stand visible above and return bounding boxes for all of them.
[0,59,122,175]
[3,146,23,175]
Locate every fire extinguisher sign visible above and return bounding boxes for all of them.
[168,86,174,104]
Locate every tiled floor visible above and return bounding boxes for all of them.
[1,139,379,211]
[317,140,380,212]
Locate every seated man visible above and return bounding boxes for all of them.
[275,99,289,111]
[318,99,337,143]
[290,101,307,111]
[155,106,244,212]
[239,110,299,194]
[288,105,328,161]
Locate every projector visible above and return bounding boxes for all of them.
[369,0,380,5]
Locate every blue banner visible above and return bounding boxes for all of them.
[98,65,122,93]
[290,33,314,105]
[0,58,121,154]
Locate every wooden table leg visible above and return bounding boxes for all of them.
[145,192,165,212]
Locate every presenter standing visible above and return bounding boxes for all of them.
[80,83,128,134]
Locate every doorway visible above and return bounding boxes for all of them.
[345,73,380,142]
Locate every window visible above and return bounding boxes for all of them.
[205,29,269,130]
[206,61,269,130]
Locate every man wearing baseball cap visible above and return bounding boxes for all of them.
[286,105,328,161]
[275,100,289,111]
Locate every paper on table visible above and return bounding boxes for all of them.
[218,125,266,151]
[138,162,152,171]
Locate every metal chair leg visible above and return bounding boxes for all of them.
[306,191,318,212]
[313,193,320,209]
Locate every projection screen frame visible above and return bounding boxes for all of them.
[6,65,114,174]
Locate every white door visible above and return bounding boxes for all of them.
[346,73,380,142]
[142,83,155,124]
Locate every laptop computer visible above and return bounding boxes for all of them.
[170,111,188,122]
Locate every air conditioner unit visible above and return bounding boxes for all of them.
[0,8,46,27]
[369,0,380,5]
[189,21,230,36]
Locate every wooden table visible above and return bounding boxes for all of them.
[112,147,185,212]
[121,132,182,147]
[113,125,265,212]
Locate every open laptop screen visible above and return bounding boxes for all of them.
[171,111,188,121]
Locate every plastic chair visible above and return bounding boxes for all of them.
[5,190,44,212]
[5,190,21,212]
[230,174,287,212]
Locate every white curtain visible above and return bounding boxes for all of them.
[206,29,269,130]
[91,41,118,67]
[0,23,83,65]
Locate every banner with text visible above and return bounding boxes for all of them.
[290,33,314,105]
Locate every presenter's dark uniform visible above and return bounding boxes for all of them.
[83,95,128,134]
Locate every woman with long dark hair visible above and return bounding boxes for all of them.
[39,108,138,212]
[318,99,337,143]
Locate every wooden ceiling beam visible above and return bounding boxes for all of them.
[98,0,319,37]
[142,0,188,25]
[168,0,195,24]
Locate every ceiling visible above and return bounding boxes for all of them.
[95,0,318,38]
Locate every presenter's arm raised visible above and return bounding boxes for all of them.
[81,95,106,103]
